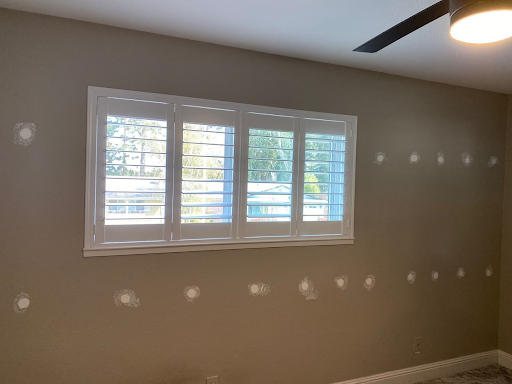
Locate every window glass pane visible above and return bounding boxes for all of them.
[107,122,166,140]
[106,165,165,178]
[303,133,345,222]
[105,178,165,192]
[183,156,228,169]
[107,151,166,167]
[106,192,165,204]
[247,129,293,222]
[107,138,167,153]
[105,115,167,225]
[181,123,235,224]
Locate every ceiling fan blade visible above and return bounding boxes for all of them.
[354,0,450,53]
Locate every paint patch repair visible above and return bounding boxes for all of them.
[407,271,416,284]
[486,265,493,277]
[437,152,445,166]
[461,152,473,166]
[431,271,439,281]
[248,282,270,296]
[364,275,376,291]
[409,152,421,164]
[184,286,201,303]
[488,157,499,168]
[299,277,318,300]
[114,289,140,308]
[374,152,387,165]
[456,268,466,279]
[13,122,36,146]
[334,275,348,290]
[13,292,30,314]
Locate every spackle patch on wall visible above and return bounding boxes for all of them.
[248,282,270,296]
[437,152,445,166]
[409,152,421,164]
[299,277,318,300]
[461,152,473,166]
[488,157,499,168]
[431,271,439,281]
[407,271,416,284]
[335,276,348,290]
[374,152,387,165]
[184,286,201,303]
[486,265,493,277]
[364,275,376,291]
[13,292,30,314]
[114,289,140,308]
[457,268,466,279]
[13,122,36,146]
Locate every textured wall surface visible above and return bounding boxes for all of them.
[0,8,508,384]
[499,96,512,353]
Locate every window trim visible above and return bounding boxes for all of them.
[84,86,357,257]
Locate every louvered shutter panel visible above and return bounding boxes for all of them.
[298,118,347,236]
[240,113,299,238]
[96,96,174,243]
[175,105,238,240]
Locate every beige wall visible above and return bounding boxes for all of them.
[499,96,512,353]
[0,8,508,384]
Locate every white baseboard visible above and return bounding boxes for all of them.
[498,350,512,370]
[332,350,498,384]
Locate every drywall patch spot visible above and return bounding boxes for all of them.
[334,275,348,290]
[409,152,421,164]
[299,277,318,300]
[184,286,201,303]
[114,289,140,308]
[364,275,376,291]
[13,292,30,314]
[488,156,499,168]
[374,152,387,165]
[407,271,417,284]
[486,265,493,277]
[437,152,445,166]
[456,267,466,279]
[461,152,473,166]
[248,282,270,296]
[13,122,36,146]
[431,271,439,281]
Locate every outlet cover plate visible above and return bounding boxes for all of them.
[207,376,219,384]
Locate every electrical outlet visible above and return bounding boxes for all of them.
[413,337,421,354]
[206,376,219,384]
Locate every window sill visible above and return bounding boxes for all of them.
[83,237,355,257]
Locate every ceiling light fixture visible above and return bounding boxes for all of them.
[354,0,512,53]
[450,0,512,44]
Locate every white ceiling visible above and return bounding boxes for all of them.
[2,0,512,93]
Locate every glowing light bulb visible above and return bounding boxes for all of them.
[450,9,512,44]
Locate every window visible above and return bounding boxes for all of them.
[85,87,357,256]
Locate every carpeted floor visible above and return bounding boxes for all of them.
[417,365,512,383]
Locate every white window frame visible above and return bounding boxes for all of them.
[84,86,357,257]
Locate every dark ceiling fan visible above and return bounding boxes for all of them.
[354,0,512,53]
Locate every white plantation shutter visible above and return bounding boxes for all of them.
[96,96,174,243]
[240,113,299,238]
[298,118,349,236]
[85,87,356,256]
[175,105,239,240]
